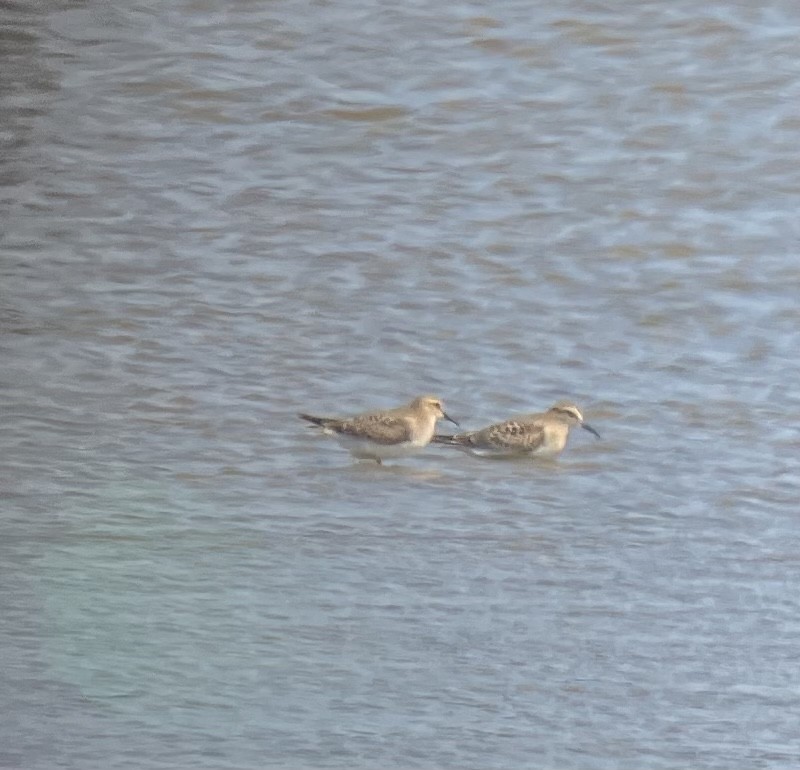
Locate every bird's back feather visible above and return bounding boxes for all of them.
[434,419,546,454]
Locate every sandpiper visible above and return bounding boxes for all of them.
[432,401,600,458]
[299,395,459,464]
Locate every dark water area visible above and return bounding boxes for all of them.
[3,1,800,767]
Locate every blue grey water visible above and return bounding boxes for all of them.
[3,1,800,768]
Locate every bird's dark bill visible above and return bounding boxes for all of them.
[582,422,601,439]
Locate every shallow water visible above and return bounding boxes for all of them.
[3,1,800,767]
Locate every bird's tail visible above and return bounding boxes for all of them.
[298,413,332,428]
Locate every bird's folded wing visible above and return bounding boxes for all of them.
[340,414,412,444]
[481,420,545,451]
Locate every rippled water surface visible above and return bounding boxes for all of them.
[3,1,800,768]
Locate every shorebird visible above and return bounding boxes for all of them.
[432,401,600,458]
[299,395,458,464]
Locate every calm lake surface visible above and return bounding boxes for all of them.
[3,1,800,768]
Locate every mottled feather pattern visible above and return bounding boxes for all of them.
[467,420,544,451]
[435,420,542,450]
[300,398,596,463]
[338,413,412,445]
[431,401,598,458]
[299,412,413,445]
[484,420,545,450]
[298,395,457,462]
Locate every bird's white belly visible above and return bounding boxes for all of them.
[336,436,425,460]
[464,443,561,459]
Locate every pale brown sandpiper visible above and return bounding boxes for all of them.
[299,395,459,464]
[432,401,600,458]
